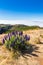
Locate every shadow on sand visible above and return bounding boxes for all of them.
[13,44,41,59]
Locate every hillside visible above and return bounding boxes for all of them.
[0,24,42,34]
[0,24,43,65]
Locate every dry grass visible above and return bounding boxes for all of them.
[0,29,43,65]
[23,29,43,44]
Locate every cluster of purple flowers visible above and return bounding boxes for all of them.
[2,31,30,50]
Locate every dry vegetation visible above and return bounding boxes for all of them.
[0,29,43,65]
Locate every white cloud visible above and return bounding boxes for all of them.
[0,20,43,27]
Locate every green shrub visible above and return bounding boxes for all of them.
[2,31,30,53]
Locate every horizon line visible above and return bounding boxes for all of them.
[0,20,43,27]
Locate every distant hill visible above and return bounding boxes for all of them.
[0,24,43,34]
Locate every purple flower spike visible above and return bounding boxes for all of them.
[10,33,12,37]
[19,31,23,36]
[12,32,15,36]
[15,31,18,35]
[2,39,5,44]
[4,36,7,40]
[25,35,30,41]
[24,35,27,39]
[27,36,30,40]
[8,36,10,40]
[8,33,10,36]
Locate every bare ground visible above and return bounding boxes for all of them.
[0,29,43,65]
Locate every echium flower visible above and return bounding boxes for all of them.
[2,31,30,51]
[2,38,5,44]
[8,36,10,40]
[4,36,7,40]
[12,32,15,35]
[8,33,10,36]
[19,31,23,36]
[25,35,30,41]
[12,31,16,36]
[15,31,18,35]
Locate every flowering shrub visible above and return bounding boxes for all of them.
[2,31,30,52]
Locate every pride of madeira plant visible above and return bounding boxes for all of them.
[2,31,30,53]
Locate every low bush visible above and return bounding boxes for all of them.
[2,31,30,53]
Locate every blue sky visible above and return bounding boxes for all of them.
[0,0,43,26]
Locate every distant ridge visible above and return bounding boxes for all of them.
[0,24,43,34]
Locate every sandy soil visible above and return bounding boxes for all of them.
[0,29,43,65]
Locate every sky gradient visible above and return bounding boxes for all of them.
[0,0,43,26]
